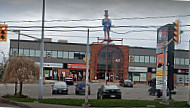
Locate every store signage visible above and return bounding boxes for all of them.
[67,64,90,70]
[35,62,63,68]
[129,66,147,72]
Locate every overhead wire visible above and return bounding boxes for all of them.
[1,14,190,23]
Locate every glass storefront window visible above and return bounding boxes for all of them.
[133,73,140,81]
[140,73,147,81]
[30,49,35,57]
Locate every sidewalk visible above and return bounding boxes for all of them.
[0,97,83,108]
[20,102,83,108]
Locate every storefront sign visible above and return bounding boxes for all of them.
[129,66,147,72]
[67,64,90,70]
[36,62,63,68]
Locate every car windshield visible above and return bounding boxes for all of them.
[104,85,119,90]
[124,80,131,82]
[65,77,72,80]
[54,82,67,87]
[78,82,85,86]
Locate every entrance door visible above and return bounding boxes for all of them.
[107,72,114,82]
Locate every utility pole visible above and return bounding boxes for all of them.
[15,30,20,95]
[83,29,90,107]
[188,39,190,105]
[39,0,45,100]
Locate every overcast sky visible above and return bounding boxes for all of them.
[0,0,190,59]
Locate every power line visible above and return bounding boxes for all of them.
[1,14,190,23]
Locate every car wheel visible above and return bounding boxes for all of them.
[52,91,55,94]
[97,93,100,99]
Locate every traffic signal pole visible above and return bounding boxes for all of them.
[162,38,174,103]
[83,29,90,107]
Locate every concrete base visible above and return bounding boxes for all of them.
[82,103,90,108]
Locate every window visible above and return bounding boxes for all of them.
[30,49,35,57]
[35,50,40,57]
[150,56,155,63]
[24,49,29,56]
[140,73,147,81]
[134,56,139,62]
[175,58,180,65]
[145,56,149,63]
[19,49,24,56]
[69,52,74,59]
[58,51,63,58]
[63,52,68,58]
[180,58,185,65]
[74,52,80,59]
[12,48,18,56]
[79,52,85,59]
[52,51,57,58]
[185,59,189,65]
[140,56,144,63]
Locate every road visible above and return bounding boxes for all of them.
[0,83,188,101]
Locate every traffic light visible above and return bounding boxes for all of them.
[0,24,8,42]
[173,20,179,44]
[83,57,87,62]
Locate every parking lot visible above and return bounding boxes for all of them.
[0,82,188,101]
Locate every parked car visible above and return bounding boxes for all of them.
[97,85,121,99]
[148,78,177,96]
[52,81,68,95]
[64,77,74,85]
[75,81,90,95]
[119,79,133,87]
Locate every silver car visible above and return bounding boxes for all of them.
[52,81,68,95]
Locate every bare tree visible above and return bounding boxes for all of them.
[2,56,39,96]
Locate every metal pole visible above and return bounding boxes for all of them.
[14,30,20,95]
[188,39,190,105]
[39,0,45,100]
[105,27,110,85]
[163,39,167,103]
[84,29,90,106]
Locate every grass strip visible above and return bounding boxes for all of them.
[8,98,190,107]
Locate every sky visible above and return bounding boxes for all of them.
[0,0,190,60]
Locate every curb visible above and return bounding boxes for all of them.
[0,97,31,108]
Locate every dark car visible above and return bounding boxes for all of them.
[97,85,121,99]
[119,79,133,87]
[52,81,68,95]
[64,77,74,85]
[75,81,90,95]
[148,78,177,97]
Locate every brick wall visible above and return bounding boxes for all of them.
[90,44,129,81]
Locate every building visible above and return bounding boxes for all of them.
[9,39,189,84]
